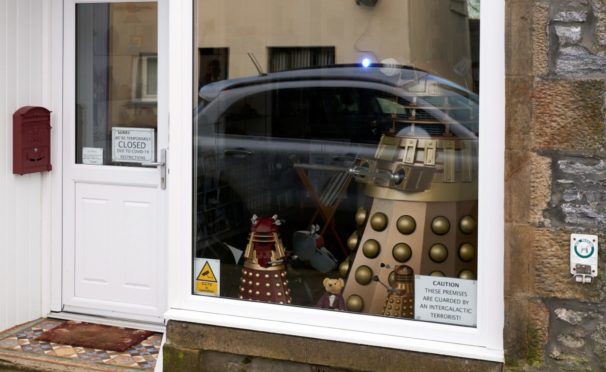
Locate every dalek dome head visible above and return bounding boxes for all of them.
[389,265,414,292]
[250,214,280,233]
[394,264,414,279]
[346,73,479,202]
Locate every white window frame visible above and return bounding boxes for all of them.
[165,0,504,362]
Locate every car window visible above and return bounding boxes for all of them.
[271,88,312,139]
[219,87,380,143]
[221,91,269,136]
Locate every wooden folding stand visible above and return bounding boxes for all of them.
[293,162,352,257]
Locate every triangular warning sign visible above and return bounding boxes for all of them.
[197,261,217,282]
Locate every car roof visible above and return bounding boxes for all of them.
[198,64,477,103]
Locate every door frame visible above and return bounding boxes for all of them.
[47,0,170,324]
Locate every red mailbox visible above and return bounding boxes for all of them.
[13,106,52,175]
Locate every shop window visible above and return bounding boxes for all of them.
[176,0,503,360]
[194,0,479,323]
[268,47,335,72]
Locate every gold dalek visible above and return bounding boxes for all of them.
[342,85,478,316]
[379,264,415,318]
[239,215,292,304]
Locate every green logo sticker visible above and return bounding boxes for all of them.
[574,238,595,259]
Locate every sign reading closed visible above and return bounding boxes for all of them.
[112,127,155,163]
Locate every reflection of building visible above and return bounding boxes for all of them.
[194,0,473,98]
[108,3,158,129]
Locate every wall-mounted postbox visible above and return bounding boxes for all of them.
[13,106,52,175]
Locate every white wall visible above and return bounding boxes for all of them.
[0,0,53,331]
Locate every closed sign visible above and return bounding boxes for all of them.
[112,127,155,163]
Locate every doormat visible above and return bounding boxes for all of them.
[0,319,161,370]
[35,321,154,352]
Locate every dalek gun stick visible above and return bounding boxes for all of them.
[348,163,404,184]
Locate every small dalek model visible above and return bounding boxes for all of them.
[382,265,414,318]
[239,215,291,304]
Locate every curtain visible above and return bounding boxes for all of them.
[269,47,335,72]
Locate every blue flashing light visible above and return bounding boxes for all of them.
[361,58,371,68]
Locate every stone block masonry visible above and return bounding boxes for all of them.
[546,154,606,228]
[162,321,502,372]
[545,299,606,369]
[506,0,606,370]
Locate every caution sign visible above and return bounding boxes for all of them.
[193,258,220,297]
[414,275,477,327]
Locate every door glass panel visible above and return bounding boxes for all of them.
[76,2,158,166]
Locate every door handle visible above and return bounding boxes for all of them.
[141,161,165,166]
[141,148,167,190]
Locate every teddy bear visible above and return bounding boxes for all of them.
[315,278,346,311]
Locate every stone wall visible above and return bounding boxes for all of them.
[506,0,606,369]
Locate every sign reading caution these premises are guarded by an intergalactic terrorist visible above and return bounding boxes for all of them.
[414,275,477,327]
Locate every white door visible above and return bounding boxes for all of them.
[62,0,167,323]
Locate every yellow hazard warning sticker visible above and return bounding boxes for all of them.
[193,258,220,296]
[197,261,217,282]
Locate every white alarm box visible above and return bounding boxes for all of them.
[570,234,598,284]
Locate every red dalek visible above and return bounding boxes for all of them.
[239,215,291,304]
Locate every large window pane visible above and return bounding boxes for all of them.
[193,0,480,327]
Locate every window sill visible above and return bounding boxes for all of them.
[164,307,504,363]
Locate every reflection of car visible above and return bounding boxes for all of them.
[194,64,479,261]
